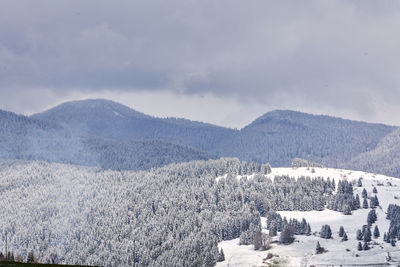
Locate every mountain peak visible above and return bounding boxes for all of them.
[31,99,149,122]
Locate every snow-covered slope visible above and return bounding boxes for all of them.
[217,167,400,267]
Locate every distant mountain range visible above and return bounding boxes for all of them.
[1,99,399,176]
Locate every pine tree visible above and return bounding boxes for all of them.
[320,225,332,239]
[356,229,363,240]
[367,209,377,224]
[374,195,379,206]
[306,223,312,236]
[358,242,363,251]
[280,225,294,244]
[373,187,378,194]
[354,194,361,209]
[383,232,388,243]
[357,178,363,187]
[269,224,277,237]
[342,232,348,241]
[363,197,369,209]
[391,239,396,247]
[315,241,324,254]
[343,205,352,215]
[218,249,225,262]
[27,251,35,263]
[363,241,370,250]
[339,226,345,237]
[362,188,368,198]
[373,225,380,238]
[363,228,372,242]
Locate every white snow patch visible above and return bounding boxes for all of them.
[218,167,400,267]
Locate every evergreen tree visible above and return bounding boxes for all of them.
[320,225,332,239]
[280,224,294,244]
[218,249,225,262]
[374,195,379,206]
[356,229,363,240]
[362,188,368,198]
[27,251,35,263]
[354,194,361,209]
[343,205,352,215]
[373,225,380,238]
[372,187,378,194]
[391,239,396,247]
[357,178,363,187]
[363,241,370,250]
[306,223,312,236]
[363,197,369,209]
[357,242,363,251]
[269,224,277,237]
[367,209,377,224]
[339,226,345,237]
[363,228,372,242]
[315,241,324,254]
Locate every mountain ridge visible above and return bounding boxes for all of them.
[1,99,399,176]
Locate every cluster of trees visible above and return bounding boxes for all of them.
[385,204,400,243]
[354,208,381,251]
[0,250,37,264]
[327,180,360,214]
[266,212,311,244]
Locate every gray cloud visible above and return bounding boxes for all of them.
[0,0,400,127]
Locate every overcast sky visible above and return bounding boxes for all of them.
[0,0,399,128]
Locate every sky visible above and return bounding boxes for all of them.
[0,0,400,128]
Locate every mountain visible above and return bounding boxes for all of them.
[32,99,236,153]
[226,110,396,168]
[0,107,214,170]
[2,98,399,175]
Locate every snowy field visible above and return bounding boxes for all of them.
[217,167,400,267]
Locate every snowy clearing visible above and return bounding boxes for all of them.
[217,167,400,267]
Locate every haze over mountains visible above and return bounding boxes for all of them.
[1,99,399,176]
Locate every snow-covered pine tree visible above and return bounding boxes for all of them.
[362,188,368,198]
[339,226,345,237]
[320,225,332,239]
[373,225,380,238]
[363,197,369,209]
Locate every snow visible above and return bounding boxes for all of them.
[217,167,400,266]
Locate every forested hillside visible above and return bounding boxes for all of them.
[0,158,337,266]
[1,99,399,175]
[31,99,400,176]
[346,128,400,177]
[0,109,212,170]
[226,110,395,167]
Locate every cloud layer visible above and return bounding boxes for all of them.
[1,0,400,127]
